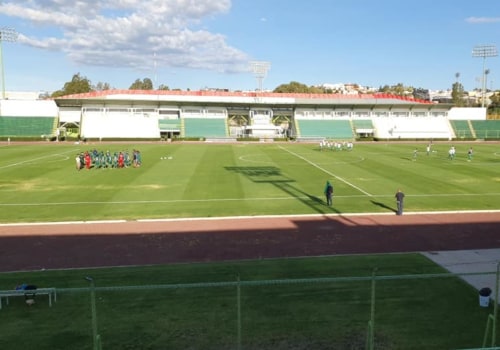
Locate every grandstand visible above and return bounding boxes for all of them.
[1,90,495,141]
[450,120,475,139]
[295,119,354,139]
[181,106,228,139]
[0,116,56,137]
[184,118,227,138]
[0,100,58,139]
[158,118,182,139]
[242,108,283,138]
[54,90,452,141]
[352,119,374,138]
[470,120,500,139]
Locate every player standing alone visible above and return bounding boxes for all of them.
[324,181,334,206]
[395,189,405,215]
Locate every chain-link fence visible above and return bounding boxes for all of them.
[1,270,499,350]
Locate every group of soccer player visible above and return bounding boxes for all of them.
[412,144,473,161]
[319,140,354,151]
[75,149,142,170]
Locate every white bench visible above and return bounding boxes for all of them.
[0,288,57,309]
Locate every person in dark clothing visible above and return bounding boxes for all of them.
[395,189,405,215]
[324,181,334,206]
[16,283,37,305]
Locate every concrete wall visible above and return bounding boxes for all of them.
[448,107,486,120]
[0,100,58,117]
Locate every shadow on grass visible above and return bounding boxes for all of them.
[225,165,340,215]
[370,200,397,214]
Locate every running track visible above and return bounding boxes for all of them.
[1,211,499,272]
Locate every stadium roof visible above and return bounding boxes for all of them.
[54,89,449,110]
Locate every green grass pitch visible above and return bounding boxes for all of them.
[0,141,498,223]
[0,254,496,350]
[1,141,499,349]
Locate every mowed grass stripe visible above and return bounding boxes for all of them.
[0,143,499,222]
[278,145,373,196]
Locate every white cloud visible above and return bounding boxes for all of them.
[1,0,251,73]
[465,16,500,24]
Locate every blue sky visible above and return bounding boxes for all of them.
[0,0,499,93]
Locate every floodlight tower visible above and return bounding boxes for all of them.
[472,44,498,107]
[250,61,271,92]
[0,27,18,100]
[485,68,491,94]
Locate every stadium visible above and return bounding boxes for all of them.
[1,90,500,349]
[1,89,499,142]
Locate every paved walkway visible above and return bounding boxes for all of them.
[422,249,500,303]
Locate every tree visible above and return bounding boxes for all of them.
[129,78,153,90]
[451,81,465,107]
[93,82,111,91]
[489,92,500,106]
[378,83,413,96]
[487,91,500,116]
[158,84,169,91]
[38,91,51,100]
[309,85,327,94]
[51,73,93,97]
[274,81,335,94]
[273,81,311,93]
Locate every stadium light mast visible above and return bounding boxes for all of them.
[250,61,271,92]
[485,68,491,95]
[472,44,498,108]
[0,27,18,100]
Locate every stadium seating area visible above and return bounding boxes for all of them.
[352,119,374,130]
[158,119,182,132]
[450,120,475,139]
[2,97,498,141]
[4,113,498,141]
[183,118,227,138]
[295,120,354,139]
[0,100,59,138]
[44,90,499,141]
[0,116,57,137]
[470,120,500,139]
[352,119,374,137]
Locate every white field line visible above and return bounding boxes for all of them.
[0,149,76,170]
[278,145,373,196]
[137,209,500,222]
[1,209,500,227]
[2,192,499,207]
[0,196,365,207]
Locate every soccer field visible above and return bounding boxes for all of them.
[1,141,500,350]
[0,141,499,223]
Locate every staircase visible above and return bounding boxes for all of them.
[467,120,477,139]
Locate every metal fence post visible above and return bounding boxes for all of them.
[368,268,377,350]
[85,277,101,350]
[493,262,500,346]
[236,275,242,350]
